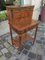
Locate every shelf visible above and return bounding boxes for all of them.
[12,33,34,48]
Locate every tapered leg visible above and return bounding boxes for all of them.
[33,25,38,44]
[9,25,13,45]
[19,34,22,48]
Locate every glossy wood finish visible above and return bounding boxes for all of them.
[6,6,39,48]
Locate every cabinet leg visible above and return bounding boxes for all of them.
[19,33,27,48]
[33,26,38,44]
[19,34,22,48]
[9,26,13,45]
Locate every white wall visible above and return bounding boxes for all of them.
[21,0,42,20]
[21,0,32,6]
[24,0,32,6]
[32,0,42,20]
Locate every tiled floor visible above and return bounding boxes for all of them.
[0,20,9,36]
[0,20,45,60]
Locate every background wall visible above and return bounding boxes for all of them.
[32,0,42,20]
[43,0,45,4]
[24,0,32,6]
[21,0,32,6]
[21,0,42,20]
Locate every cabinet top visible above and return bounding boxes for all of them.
[6,5,34,9]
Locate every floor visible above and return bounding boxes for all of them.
[0,20,45,60]
[0,20,9,36]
